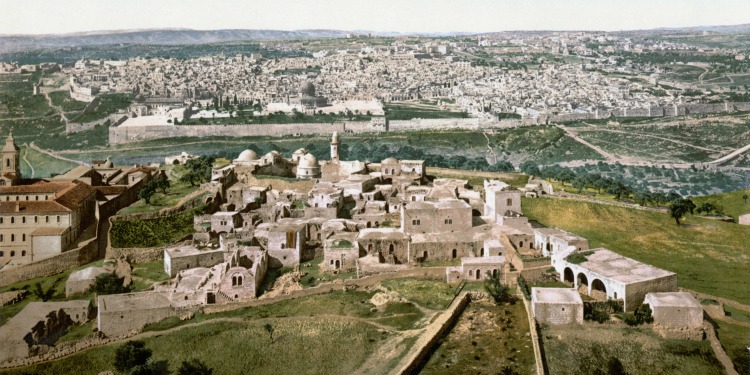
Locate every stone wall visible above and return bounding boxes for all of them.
[0,238,99,287]
[393,292,471,375]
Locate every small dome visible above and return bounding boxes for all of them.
[299,81,316,97]
[293,148,308,155]
[298,153,319,168]
[103,156,114,168]
[382,157,398,164]
[237,149,259,161]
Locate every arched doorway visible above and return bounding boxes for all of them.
[563,268,574,283]
[452,249,457,259]
[475,269,481,280]
[422,251,428,260]
[492,269,498,278]
[577,273,589,292]
[334,260,340,269]
[388,244,394,254]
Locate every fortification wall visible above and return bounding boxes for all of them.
[107,102,750,144]
[0,239,99,287]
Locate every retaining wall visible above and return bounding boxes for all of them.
[0,238,99,287]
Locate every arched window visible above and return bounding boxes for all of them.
[0,251,3,256]
[10,234,14,242]
[389,244,394,254]
[21,250,26,256]
[10,250,15,256]
[5,159,9,167]
[452,249,457,259]
[22,234,25,241]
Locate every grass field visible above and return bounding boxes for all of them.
[48,90,88,114]
[19,145,78,178]
[714,319,750,374]
[117,165,201,216]
[522,198,750,304]
[542,324,724,374]
[692,188,750,222]
[421,299,535,374]
[384,102,469,121]
[5,319,387,375]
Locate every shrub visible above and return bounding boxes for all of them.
[566,251,594,264]
[88,273,130,295]
[114,340,152,372]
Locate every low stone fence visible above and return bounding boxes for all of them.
[393,291,472,375]
[546,193,668,213]
[106,239,190,263]
[521,292,548,375]
[0,334,118,369]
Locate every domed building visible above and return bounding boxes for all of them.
[233,149,260,166]
[291,81,327,110]
[291,148,308,162]
[296,153,321,179]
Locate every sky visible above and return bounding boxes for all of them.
[1,0,749,35]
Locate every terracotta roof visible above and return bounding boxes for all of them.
[55,181,96,210]
[95,185,128,195]
[0,201,70,213]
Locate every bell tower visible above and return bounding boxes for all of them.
[330,131,340,162]
[1,132,20,185]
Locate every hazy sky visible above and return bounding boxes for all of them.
[1,0,749,35]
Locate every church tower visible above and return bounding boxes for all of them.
[330,132,340,162]
[1,132,20,186]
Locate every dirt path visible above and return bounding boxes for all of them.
[482,132,498,164]
[21,145,34,178]
[29,142,88,166]
[706,142,750,165]
[582,128,721,152]
[556,125,617,162]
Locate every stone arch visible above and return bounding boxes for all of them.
[577,273,589,287]
[475,269,481,280]
[591,279,606,299]
[563,268,574,283]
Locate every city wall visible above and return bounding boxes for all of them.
[108,101,750,144]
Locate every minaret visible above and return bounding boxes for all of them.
[331,132,340,162]
[2,132,20,185]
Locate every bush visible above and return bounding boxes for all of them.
[177,359,213,375]
[114,341,152,372]
[566,251,594,264]
[516,275,531,300]
[88,273,130,295]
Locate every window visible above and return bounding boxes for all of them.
[0,217,3,224]
[411,219,420,225]
[34,216,37,223]
[46,216,49,223]
[506,198,512,206]
[21,217,25,224]
[10,234,14,242]
[0,234,3,242]
[56,216,60,223]
[10,217,13,224]
[22,234,25,241]
[21,250,25,256]
[0,251,3,256]
[444,219,452,224]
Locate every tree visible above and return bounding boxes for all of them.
[138,179,157,204]
[484,271,514,304]
[743,194,748,204]
[154,173,170,194]
[88,273,130,295]
[668,199,691,225]
[114,341,152,373]
[177,359,213,375]
[264,323,275,343]
[31,277,63,302]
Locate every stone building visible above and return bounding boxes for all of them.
[534,228,589,258]
[262,222,307,267]
[0,133,21,186]
[739,213,750,226]
[554,248,678,311]
[356,228,410,264]
[323,232,361,271]
[296,153,321,179]
[0,180,97,266]
[446,256,505,283]
[97,292,180,337]
[211,211,243,234]
[164,245,225,278]
[484,180,522,222]
[532,288,584,325]
[401,199,472,234]
[644,292,703,329]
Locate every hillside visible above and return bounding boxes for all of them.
[522,197,750,304]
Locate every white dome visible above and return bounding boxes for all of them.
[236,149,259,161]
[382,157,398,164]
[293,148,308,155]
[298,153,319,168]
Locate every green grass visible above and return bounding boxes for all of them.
[72,93,131,123]
[522,197,750,304]
[380,279,458,310]
[55,321,97,345]
[723,305,750,323]
[543,325,724,375]
[110,206,203,248]
[384,103,469,121]
[48,91,88,113]
[6,319,385,375]
[130,260,171,292]
[692,189,750,222]
[19,144,78,178]
[118,166,201,216]
[715,320,750,374]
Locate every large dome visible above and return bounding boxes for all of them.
[298,153,319,168]
[299,81,316,97]
[382,157,398,164]
[236,149,259,161]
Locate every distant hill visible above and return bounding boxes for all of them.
[0,29,356,52]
